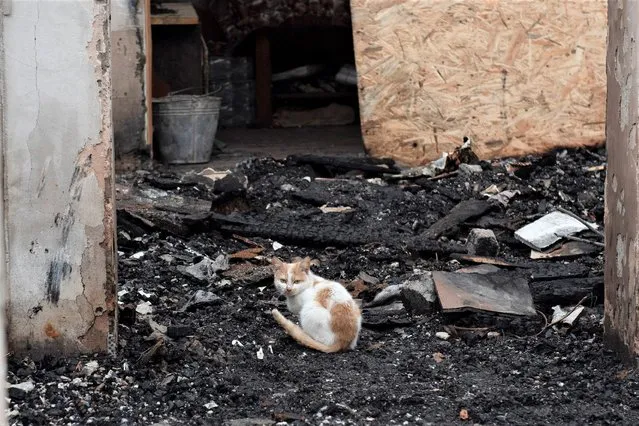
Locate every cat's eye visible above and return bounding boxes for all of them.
[293,280,302,284]
[277,276,286,281]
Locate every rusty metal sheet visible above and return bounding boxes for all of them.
[432,271,536,316]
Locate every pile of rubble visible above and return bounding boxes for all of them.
[9,143,636,425]
[117,141,605,329]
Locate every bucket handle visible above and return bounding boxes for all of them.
[167,86,223,97]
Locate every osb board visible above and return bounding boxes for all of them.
[351,0,607,166]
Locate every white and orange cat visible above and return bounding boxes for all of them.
[270,257,362,353]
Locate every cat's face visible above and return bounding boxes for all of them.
[271,257,312,297]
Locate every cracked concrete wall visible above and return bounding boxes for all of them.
[112,0,147,156]
[604,0,639,364]
[3,0,117,358]
[0,2,11,419]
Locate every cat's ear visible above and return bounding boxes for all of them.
[300,256,312,271]
[270,257,283,269]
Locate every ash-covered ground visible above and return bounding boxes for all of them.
[8,146,639,426]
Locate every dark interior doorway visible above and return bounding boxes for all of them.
[149,0,365,165]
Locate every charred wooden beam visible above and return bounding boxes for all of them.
[288,154,400,175]
[190,211,465,255]
[530,276,604,307]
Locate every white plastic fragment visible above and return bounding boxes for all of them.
[204,401,219,409]
[435,332,450,341]
[81,360,99,376]
[9,381,35,393]
[256,347,264,360]
[130,251,145,260]
[551,305,585,326]
[272,241,284,251]
[487,331,501,338]
[138,289,152,298]
[514,211,592,251]
[232,339,244,347]
[135,301,153,316]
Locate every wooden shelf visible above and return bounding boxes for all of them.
[151,3,199,26]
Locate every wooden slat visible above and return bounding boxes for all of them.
[151,3,199,26]
[255,30,273,127]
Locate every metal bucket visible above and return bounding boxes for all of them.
[152,93,222,164]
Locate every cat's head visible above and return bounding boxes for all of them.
[270,256,313,296]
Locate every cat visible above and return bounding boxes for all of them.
[270,256,362,353]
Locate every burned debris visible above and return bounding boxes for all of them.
[9,144,633,425]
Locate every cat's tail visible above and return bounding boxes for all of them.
[271,309,342,353]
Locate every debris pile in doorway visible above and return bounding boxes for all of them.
[9,145,634,425]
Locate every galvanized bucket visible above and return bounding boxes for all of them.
[152,91,222,164]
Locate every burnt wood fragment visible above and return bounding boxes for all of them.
[529,275,604,306]
[193,211,465,255]
[422,199,494,239]
[288,154,400,176]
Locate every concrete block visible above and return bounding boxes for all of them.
[466,228,499,256]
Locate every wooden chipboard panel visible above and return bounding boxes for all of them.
[351,0,607,166]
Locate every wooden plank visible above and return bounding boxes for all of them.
[603,0,639,365]
[151,3,199,26]
[350,0,607,166]
[255,30,273,127]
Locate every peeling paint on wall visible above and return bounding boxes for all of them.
[3,0,117,358]
[604,0,639,365]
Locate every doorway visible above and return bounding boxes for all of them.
[148,0,365,168]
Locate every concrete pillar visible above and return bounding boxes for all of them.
[2,0,117,357]
[112,0,148,156]
[604,0,639,364]
[0,2,11,422]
